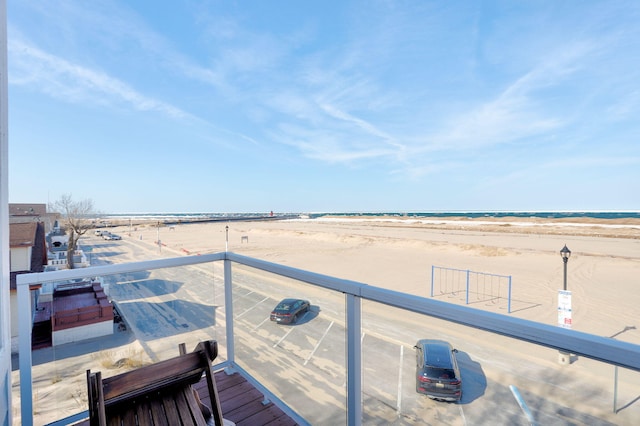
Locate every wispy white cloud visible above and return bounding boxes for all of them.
[9,38,189,119]
[317,103,382,138]
[273,122,397,164]
[420,37,602,156]
[605,90,640,121]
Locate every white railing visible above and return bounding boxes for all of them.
[46,250,89,268]
[16,252,640,426]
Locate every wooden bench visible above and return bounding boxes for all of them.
[87,340,227,426]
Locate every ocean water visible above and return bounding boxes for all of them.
[312,211,640,220]
[104,211,640,221]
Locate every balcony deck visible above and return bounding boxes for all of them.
[70,369,298,426]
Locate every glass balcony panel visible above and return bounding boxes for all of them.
[361,299,640,425]
[13,254,640,425]
[231,264,347,424]
[105,264,221,362]
[15,263,220,425]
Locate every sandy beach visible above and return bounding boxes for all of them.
[116,216,640,345]
[16,216,640,425]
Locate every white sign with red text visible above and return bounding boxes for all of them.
[558,290,572,329]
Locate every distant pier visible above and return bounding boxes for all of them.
[163,214,300,226]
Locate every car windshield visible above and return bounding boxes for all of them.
[275,302,292,311]
[425,367,456,380]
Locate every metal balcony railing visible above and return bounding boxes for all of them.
[16,252,640,425]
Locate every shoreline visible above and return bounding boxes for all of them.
[102,215,640,239]
[314,216,640,240]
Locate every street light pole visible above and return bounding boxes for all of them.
[558,244,572,365]
[560,245,571,291]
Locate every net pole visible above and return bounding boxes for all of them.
[430,265,434,297]
[508,275,512,313]
[465,269,470,305]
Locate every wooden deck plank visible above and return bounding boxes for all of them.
[263,416,300,426]
[216,379,254,403]
[221,389,281,424]
[242,407,299,426]
[214,371,248,392]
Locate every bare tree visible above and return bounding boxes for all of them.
[49,194,95,269]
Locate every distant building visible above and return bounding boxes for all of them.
[45,221,90,270]
[8,222,47,348]
[9,203,46,219]
[9,203,57,233]
[9,213,111,352]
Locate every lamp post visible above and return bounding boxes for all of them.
[560,245,571,291]
[558,244,572,365]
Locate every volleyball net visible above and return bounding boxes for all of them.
[430,266,512,313]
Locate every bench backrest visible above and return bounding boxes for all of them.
[87,340,223,426]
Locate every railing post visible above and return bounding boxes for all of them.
[17,283,33,426]
[346,293,362,426]
[224,258,235,365]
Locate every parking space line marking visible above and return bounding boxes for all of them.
[274,327,295,348]
[233,290,255,301]
[304,321,334,365]
[397,344,404,414]
[235,296,269,319]
[253,317,270,330]
[458,403,467,425]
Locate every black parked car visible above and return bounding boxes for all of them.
[270,298,310,324]
[414,339,462,402]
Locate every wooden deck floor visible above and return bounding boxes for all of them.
[196,370,299,426]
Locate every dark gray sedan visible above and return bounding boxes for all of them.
[270,298,310,324]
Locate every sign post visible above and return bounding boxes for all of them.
[557,289,572,365]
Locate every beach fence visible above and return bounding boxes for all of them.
[431,266,512,313]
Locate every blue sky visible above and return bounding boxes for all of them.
[7,1,640,213]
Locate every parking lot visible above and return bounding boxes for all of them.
[88,234,639,425]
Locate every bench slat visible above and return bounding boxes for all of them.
[102,352,205,403]
[160,392,182,426]
[135,399,152,426]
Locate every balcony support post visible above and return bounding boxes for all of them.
[224,257,235,366]
[17,283,33,426]
[346,293,362,426]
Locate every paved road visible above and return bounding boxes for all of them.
[82,234,639,425]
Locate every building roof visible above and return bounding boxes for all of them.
[9,222,39,247]
[9,203,46,217]
[9,222,47,290]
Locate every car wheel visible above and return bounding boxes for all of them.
[293,314,298,324]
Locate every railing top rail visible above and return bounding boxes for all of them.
[16,252,225,286]
[433,265,511,278]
